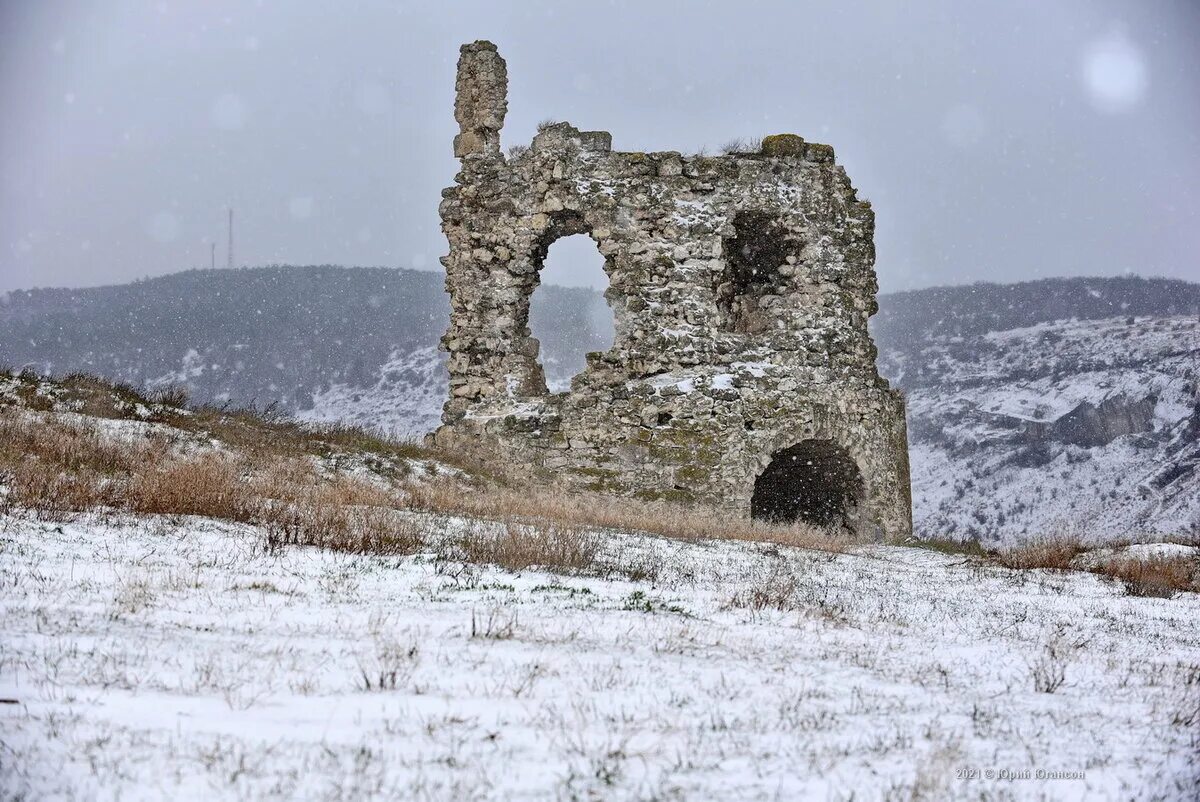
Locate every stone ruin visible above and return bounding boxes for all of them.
[432,41,912,539]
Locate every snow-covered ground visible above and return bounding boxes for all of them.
[2,515,1197,800]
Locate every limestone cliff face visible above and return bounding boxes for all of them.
[434,41,911,539]
[1041,396,1158,448]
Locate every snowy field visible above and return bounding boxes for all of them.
[2,515,1197,800]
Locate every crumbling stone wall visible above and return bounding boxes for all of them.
[433,40,912,539]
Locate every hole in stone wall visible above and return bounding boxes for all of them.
[717,211,794,334]
[751,439,864,531]
[529,234,615,392]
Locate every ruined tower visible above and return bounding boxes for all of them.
[434,41,912,539]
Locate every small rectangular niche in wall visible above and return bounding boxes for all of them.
[716,211,796,334]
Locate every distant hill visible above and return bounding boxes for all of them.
[0,266,441,409]
[2,268,1197,542]
[0,266,611,413]
[871,276,1200,387]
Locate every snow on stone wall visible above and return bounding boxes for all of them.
[432,41,911,539]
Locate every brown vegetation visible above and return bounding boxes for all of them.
[453,523,600,574]
[1,370,845,575]
[989,533,1197,597]
[32,370,429,466]
[993,537,1084,571]
[1086,553,1199,598]
[0,396,423,556]
[406,480,845,553]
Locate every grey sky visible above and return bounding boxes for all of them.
[2,0,1197,294]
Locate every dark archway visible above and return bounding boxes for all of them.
[751,439,864,530]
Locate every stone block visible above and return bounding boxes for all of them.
[760,133,806,157]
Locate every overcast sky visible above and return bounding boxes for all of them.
[1,0,1197,294]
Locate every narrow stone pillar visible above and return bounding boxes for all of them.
[453,41,507,158]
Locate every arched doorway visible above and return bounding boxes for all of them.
[528,233,614,392]
[751,439,864,531]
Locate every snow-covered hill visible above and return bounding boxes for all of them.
[896,314,1199,543]
[295,346,448,438]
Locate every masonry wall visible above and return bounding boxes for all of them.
[433,41,912,539]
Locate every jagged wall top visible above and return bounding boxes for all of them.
[436,41,912,539]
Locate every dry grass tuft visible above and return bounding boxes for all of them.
[454,523,600,574]
[1087,554,1198,598]
[261,499,424,556]
[407,480,846,554]
[993,537,1084,571]
[356,632,420,692]
[1029,639,1071,693]
[149,384,190,408]
[720,137,763,155]
[730,567,801,611]
[9,468,112,521]
[128,455,254,521]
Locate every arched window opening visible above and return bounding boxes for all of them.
[717,211,795,334]
[529,234,615,392]
[751,439,864,532]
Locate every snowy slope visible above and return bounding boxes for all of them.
[895,315,1199,543]
[295,346,447,438]
[3,516,1198,800]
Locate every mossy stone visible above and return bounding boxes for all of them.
[674,465,712,483]
[805,142,835,162]
[760,134,806,157]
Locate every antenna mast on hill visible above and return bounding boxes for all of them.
[210,241,216,270]
[226,208,234,269]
